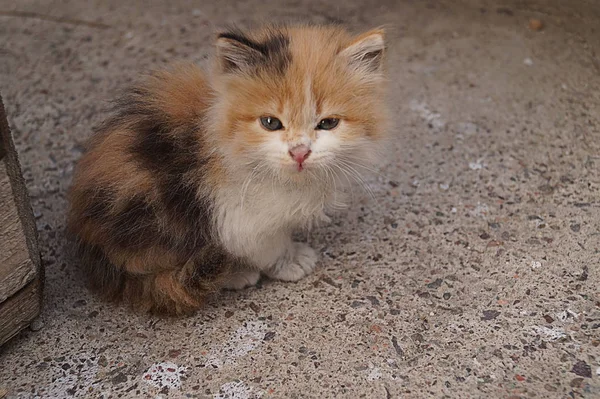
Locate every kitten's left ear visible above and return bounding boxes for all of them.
[340,29,385,72]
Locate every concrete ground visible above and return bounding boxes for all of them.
[1,0,599,397]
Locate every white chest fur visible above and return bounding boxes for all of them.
[212,178,342,268]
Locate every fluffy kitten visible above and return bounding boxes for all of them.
[67,24,389,316]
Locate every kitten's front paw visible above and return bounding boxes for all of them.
[222,270,260,290]
[267,242,318,282]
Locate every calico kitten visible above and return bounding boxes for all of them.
[67,24,389,316]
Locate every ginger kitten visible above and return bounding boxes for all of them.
[67,24,389,316]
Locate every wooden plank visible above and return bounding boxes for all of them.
[0,94,42,281]
[0,92,43,346]
[0,161,36,302]
[0,128,4,160]
[0,279,41,344]
[0,107,4,160]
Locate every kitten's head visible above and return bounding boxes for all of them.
[209,24,389,184]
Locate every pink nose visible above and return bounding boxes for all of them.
[289,144,311,165]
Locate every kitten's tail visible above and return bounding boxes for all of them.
[73,241,227,316]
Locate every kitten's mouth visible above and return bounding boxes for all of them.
[284,161,307,175]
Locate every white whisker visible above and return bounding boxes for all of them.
[336,159,377,201]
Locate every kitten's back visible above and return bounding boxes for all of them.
[67,64,232,315]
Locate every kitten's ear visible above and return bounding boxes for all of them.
[340,29,385,73]
[216,32,265,73]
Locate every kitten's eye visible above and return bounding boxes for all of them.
[316,118,340,130]
[260,116,284,131]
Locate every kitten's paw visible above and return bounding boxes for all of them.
[267,242,318,282]
[222,270,260,290]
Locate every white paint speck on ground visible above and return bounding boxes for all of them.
[470,203,489,218]
[532,326,567,341]
[555,309,578,323]
[520,310,532,316]
[205,321,267,368]
[457,121,480,136]
[409,100,445,130]
[469,160,484,170]
[366,364,382,381]
[596,367,600,376]
[524,57,534,66]
[142,362,186,390]
[439,183,450,191]
[531,261,542,270]
[214,381,260,399]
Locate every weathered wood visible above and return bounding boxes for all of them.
[0,162,36,303]
[0,279,41,344]
[0,93,43,346]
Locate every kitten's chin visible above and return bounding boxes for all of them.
[279,162,314,181]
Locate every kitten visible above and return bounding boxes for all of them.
[67,24,389,316]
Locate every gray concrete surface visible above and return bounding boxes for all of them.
[1,0,599,397]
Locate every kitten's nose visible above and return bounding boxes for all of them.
[289,144,311,165]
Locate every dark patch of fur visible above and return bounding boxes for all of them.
[161,177,212,255]
[76,241,126,300]
[261,33,292,74]
[118,91,213,255]
[81,187,114,221]
[109,196,159,250]
[218,28,291,74]
[218,30,264,54]
[133,121,179,170]
[191,246,232,282]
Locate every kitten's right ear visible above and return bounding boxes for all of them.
[216,32,265,73]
